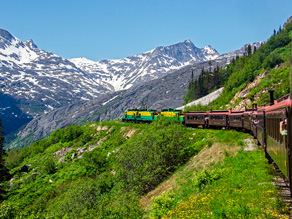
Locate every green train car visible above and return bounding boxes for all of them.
[122,109,159,123]
[160,108,185,123]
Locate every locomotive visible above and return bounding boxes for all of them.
[122,36,292,192]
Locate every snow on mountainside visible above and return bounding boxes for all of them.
[0,28,219,117]
[0,29,111,116]
[70,40,219,91]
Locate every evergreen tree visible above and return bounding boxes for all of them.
[0,118,8,202]
[213,65,221,89]
[247,44,252,56]
[253,46,257,54]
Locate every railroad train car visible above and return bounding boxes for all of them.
[243,109,253,132]
[264,95,292,183]
[122,109,159,123]
[160,108,185,123]
[229,110,244,130]
[122,109,139,123]
[184,111,209,128]
[208,110,229,128]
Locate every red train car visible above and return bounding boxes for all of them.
[184,111,209,128]
[264,95,292,183]
[243,109,253,132]
[208,110,229,128]
[229,110,244,129]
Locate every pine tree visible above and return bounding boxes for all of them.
[247,44,252,56]
[253,46,257,54]
[213,65,221,89]
[0,118,8,202]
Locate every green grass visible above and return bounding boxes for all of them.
[1,121,290,218]
[148,149,289,218]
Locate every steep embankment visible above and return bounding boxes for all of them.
[1,119,290,218]
[186,20,292,111]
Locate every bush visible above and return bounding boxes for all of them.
[116,117,189,195]
[193,168,223,190]
[42,157,56,174]
[262,52,283,69]
[150,191,177,219]
[81,148,107,176]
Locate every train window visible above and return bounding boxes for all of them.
[279,119,284,144]
[277,118,279,142]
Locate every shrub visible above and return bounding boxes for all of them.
[116,117,189,195]
[262,52,283,69]
[42,157,56,174]
[193,168,223,190]
[81,148,107,176]
[150,191,177,219]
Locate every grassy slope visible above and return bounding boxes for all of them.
[0,120,290,218]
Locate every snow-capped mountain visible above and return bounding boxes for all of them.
[0,28,219,118]
[70,40,219,91]
[0,29,111,116]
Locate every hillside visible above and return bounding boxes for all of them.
[185,21,292,111]
[1,119,290,218]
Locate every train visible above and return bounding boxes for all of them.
[122,36,292,192]
[122,92,292,192]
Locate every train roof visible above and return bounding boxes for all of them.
[229,111,244,115]
[161,108,182,112]
[264,98,292,112]
[186,111,209,115]
[243,110,253,115]
[209,110,229,115]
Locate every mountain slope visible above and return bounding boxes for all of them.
[0,29,219,136]
[0,29,110,116]
[6,42,259,150]
[70,40,219,91]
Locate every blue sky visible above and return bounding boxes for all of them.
[1,0,291,61]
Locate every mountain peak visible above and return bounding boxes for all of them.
[0,29,15,41]
[24,39,38,49]
[183,39,192,44]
